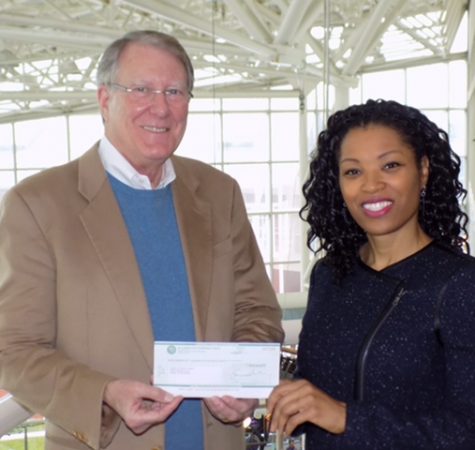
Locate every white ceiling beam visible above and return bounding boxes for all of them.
[275,0,315,45]
[226,0,272,43]
[0,13,119,38]
[294,1,324,43]
[0,91,96,101]
[193,89,300,98]
[268,0,325,78]
[248,0,281,27]
[343,0,409,75]
[122,0,276,58]
[357,50,467,73]
[444,0,468,51]
[172,40,257,58]
[0,105,98,125]
[0,27,110,51]
[305,35,341,78]
[291,1,337,77]
[0,0,464,123]
[395,19,442,55]
[200,52,354,87]
[0,26,254,62]
[241,0,274,31]
[273,0,289,14]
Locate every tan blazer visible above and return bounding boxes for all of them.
[0,144,284,450]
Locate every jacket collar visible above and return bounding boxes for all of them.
[78,144,154,369]
[76,146,213,368]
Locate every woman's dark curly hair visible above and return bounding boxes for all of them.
[300,98,468,281]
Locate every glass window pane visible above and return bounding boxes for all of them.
[222,98,268,111]
[407,64,448,108]
[270,97,299,111]
[271,113,299,161]
[264,264,272,280]
[306,112,318,155]
[177,113,222,163]
[15,117,68,168]
[69,114,103,159]
[0,171,15,199]
[0,123,14,169]
[271,262,301,293]
[306,88,317,110]
[449,110,466,157]
[450,11,468,52]
[189,98,221,112]
[272,212,302,262]
[17,169,41,182]
[316,111,327,137]
[449,60,467,108]
[459,156,467,190]
[224,164,270,213]
[316,82,335,110]
[349,77,362,105]
[222,113,269,162]
[249,214,271,263]
[422,110,448,131]
[272,163,300,211]
[362,69,405,103]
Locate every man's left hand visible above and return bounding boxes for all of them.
[204,396,258,425]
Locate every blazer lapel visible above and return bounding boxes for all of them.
[77,146,154,369]
[171,158,213,340]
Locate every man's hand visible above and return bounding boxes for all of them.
[204,396,258,425]
[103,379,183,435]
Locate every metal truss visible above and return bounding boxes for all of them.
[0,0,468,122]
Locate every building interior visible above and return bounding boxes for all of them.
[0,0,474,448]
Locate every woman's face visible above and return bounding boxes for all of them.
[338,124,429,241]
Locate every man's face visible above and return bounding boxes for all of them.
[97,42,190,174]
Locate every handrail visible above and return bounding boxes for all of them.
[0,394,33,437]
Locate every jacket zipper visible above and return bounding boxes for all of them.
[354,284,406,402]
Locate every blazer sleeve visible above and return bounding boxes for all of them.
[329,266,475,449]
[0,188,118,450]
[228,179,284,344]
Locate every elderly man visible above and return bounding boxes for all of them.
[0,30,283,450]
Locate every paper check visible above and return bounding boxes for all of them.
[153,341,281,398]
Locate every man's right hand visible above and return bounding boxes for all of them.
[103,379,183,434]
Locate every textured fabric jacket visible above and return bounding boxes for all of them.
[298,242,475,449]
[0,144,284,450]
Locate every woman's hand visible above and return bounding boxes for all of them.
[267,379,347,436]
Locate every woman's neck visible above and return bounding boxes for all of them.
[360,229,432,271]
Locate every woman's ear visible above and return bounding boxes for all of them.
[420,155,429,188]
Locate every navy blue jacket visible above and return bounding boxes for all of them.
[297,242,475,449]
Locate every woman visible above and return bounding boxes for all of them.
[267,99,475,449]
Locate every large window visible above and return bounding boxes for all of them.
[0,59,468,292]
[0,96,303,294]
[179,97,303,293]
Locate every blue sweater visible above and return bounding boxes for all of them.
[298,241,475,449]
[109,175,203,450]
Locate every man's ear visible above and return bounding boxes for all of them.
[97,85,110,122]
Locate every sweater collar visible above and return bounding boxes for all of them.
[98,136,176,190]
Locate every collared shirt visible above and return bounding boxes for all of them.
[98,136,176,190]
